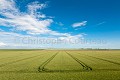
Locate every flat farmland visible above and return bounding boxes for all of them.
[0,50,120,80]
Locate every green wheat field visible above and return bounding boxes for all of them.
[0,50,120,80]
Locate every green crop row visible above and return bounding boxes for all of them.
[0,50,120,80]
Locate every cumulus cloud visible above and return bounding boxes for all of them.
[0,0,54,35]
[0,42,7,46]
[72,21,87,28]
[0,0,85,37]
[0,0,86,49]
[27,1,47,18]
[0,0,84,37]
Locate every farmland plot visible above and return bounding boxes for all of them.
[0,50,120,80]
[67,51,120,70]
[44,51,84,72]
[0,50,57,72]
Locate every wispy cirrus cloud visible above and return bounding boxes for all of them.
[55,22,64,26]
[97,21,106,26]
[72,21,87,28]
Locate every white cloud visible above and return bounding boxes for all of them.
[0,42,7,46]
[0,0,85,37]
[97,21,106,26]
[0,31,85,48]
[72,21,87,28]
[0,0,87,49]
[0,0,83,38]
[0,0,54,35]
[0,0,19,18]
[55,22,64,26]
[27,1,47,18]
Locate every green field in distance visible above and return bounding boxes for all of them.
[0,50,120,80]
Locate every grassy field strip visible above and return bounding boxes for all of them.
[0,70,120,80]
[0,50,120,80]
[66,51,92,71]
[0,50,47,65]
[74,50,120,63]
[0,51,48,68]
[86,51,120,63]
[67,51,119,70]
[0,50,43,60]
[78,53,120,66]
[0,51,25,60]
[0,51,56,72]
[0,51,42,61]
[0,50,36,56]
[75,51,120,66]
[0,50,42,60]
[38,52,59,72]
[44,51,83,72]
[70,51,120,70]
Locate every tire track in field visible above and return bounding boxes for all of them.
[66,52,92,71]
[78,53,120,66]
[0,53,45,67]
[38,52,59,72]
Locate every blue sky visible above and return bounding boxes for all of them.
[0,0,120,49]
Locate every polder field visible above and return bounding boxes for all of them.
[0,50,120,80]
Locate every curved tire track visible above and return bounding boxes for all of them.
[38,52,59,72]
[66,52,92,71]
